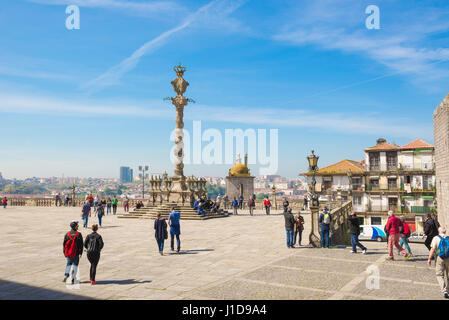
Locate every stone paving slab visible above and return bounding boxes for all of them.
[0,206,444,300]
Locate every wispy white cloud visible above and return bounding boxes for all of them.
[273,0,449,92]
[0,91,432,139]
[83,0,248,92]
[27,0,183,16]
[0,65,76,82]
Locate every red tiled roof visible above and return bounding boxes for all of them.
[401,138,434,150]
[301,159,364,176]
[364,142,400,151]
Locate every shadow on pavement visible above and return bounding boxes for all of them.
[81,279,152,285]
[167,249,215,255]
[0,279,91,300]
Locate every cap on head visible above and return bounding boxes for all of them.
[70,221,79,229]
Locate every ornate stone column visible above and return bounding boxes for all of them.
[168,64,191,200]
[309,206,321,247]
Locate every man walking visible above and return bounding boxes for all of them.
[223,195,229,210]
[427,226,449,299]
[2,196,7,209]
[319,207,332,248]
[232,197,239,215]
[385,210,411,261]
[284,208,295,248]
[264,197,271,215]
[112,196,118,215]
[238,195,244,210]
[63,221,84,284]
[424,213,440,252]
[168,207,181,253]
[348,211,367,254]
[81,201,90,228]
[248,196,255,216]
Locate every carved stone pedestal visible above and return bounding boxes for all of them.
[309,206,321,247]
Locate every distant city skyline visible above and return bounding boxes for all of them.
[1,1,447,179]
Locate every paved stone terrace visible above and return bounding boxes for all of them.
[0,207,444,300]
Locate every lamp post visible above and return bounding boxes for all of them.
[138,166,149,199]
[71,183,76,207]
[307,150,321,247]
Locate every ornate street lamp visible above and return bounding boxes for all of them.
[307,150,319,207]
[307,150,321,247]
[138,165,149,199]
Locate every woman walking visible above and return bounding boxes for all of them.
[84,224,104,285]
[154,212,168,255]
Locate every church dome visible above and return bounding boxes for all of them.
[229,163,250,177]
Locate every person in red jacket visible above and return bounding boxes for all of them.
[397,216,413,256]
[2,197,7,209]
[263,197,271,215]
[385,210,412,261]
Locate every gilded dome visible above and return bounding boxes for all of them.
[229,163,251,177]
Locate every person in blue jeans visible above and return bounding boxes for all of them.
[81,201,90,228]
[154,213,168,255]
[348,211,367,254]
[62,221,84,284]
[284,208,295,248]
[168,207,181,252]
[319,207,332,248]
[97,202,104,227]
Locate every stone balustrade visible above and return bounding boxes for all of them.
[329,200,353,245]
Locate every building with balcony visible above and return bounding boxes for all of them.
[363,138,435,232]
[302,159,365,210]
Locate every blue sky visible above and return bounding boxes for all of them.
[0,0,448,179]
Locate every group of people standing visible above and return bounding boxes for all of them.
[283,205,305,248]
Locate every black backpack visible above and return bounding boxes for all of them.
[87,235,98,254]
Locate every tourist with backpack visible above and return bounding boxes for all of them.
[232,197,239,215]
[112,196,118,215]
[319,207,332,248]
[264,197,271,215]
[348,211,367,254]
[84,224,104,285]
[284,208,296,248]
[397,216,412,256]
[424,214,440,252]
[154,213,168,255]
[97,202,105,227]
[248,197,255,216]
[168,207,181,253]
[63,221,84,284]
[385,210,412,261]
[81,201,90,228]
[427,226,449,299]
